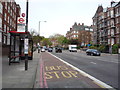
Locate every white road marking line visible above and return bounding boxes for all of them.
[48,52,115,89]
[66,51,118,64]
[90,62,96,64]
[97,58,118,64]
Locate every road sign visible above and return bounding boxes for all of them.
[22,13,25,17]
[17,23,25,32]
[18,18,25,24]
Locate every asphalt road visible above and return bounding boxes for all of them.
[51,50,118,89]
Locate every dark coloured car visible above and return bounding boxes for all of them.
[48,48,53,52]
[55,47,62,53]
[86,49,101,56]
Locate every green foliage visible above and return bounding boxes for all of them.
[42,38,52,46]
[49,34,70,46]
[98,45,106,52]
[62,37,69,45]
[89,46,98,49]
[33,35,44,45]
[112,44,119,54]
[77,46,80,49]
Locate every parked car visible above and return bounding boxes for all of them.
[41,48,45,52]
[48,48,53,52]
[55,47,62,53]
[86,49,101,56]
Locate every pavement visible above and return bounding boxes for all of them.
[2,51,40,88]
[2,50,117,89]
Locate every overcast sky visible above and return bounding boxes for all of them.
[15,0,119,38]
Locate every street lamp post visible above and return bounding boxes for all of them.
[38,21,47,36]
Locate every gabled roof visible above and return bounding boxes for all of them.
[96,5,103,14]
[93,5,103,18]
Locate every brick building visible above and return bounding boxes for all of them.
[0,1,20,45]
[92,1,120,52]
[66,22,93,46]
[0,1,3,44]
[0,1,20,56]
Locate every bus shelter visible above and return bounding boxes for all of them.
[8,31,33,65]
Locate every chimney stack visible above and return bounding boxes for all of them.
[111,1,115,6]
[82,23,84,26]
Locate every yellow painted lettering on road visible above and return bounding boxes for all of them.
[45,72,53,79]
[60,66,68,70]
[69,71,78,78]
[45,66,49,71]
[45,66,68,71]
[50,66,59,70]
[61,71,72,78]
[52,71,60,79]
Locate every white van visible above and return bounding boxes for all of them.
[69,45,77,52]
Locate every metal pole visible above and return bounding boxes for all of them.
[38,21,46,36]
[25,0,29,71]
[26,0,29,32]
[39,21,40,36]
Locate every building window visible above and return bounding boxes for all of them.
[0,32,2,42]
[74,31,76,33]
[8,16,9,23]
[0,18,2,29]
[4,24,6,32]
[116,8,119,15]
[117,38,119,44]
[3,36,7,44]
[107,21,110,26]
[73,35,75,38]
[5,2,7,10]
[7,26,9,32]
[111,20,114,26]
[0,2,3,14]
[11,9,12,16]
[107,11,109,17]
[93,22,96,25]
[116,27,119,33]
[8,6,10,13]
[108,29,110,35]
[111,29,114,35]
[111,38,114,45]
[4,13,7,21]
[111,10,114,17]
[108,39,110,44]
[116,18,119,24]
[10,19,12,26]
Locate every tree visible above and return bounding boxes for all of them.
[41,38,52,46]
[49,34,65,46]
[32,35,44,45]
[62,37,69,45]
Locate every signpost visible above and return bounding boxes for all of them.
[17,13,26,32]
[25,0,29,71]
